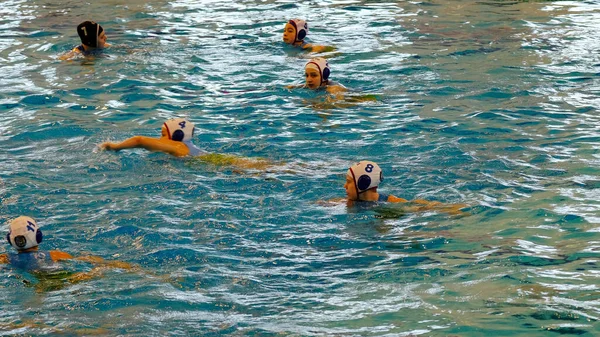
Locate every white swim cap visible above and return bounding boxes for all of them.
[6,216,43,250]
[347,161,383,194]
[288,19,308,43]
[305,57,330,83]
[163,118,195,142]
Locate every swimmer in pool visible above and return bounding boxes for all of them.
[287,57,347,95]
[282,19,335,53]
[340,161,468,215]
[59,21,110,60]
[286,58,379,108]
[0,216,132,291]
[99,118,271,170]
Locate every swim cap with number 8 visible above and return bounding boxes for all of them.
[347,161,383,193]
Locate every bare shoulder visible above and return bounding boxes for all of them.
[326,84,348,95]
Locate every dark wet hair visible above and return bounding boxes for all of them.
[77,21,104,47]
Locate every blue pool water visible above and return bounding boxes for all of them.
[1,0,600,335]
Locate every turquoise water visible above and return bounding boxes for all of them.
[1,0,600,335]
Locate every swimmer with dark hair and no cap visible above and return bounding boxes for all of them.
[282,19,335,53]
[0,216,133,292]
[326,161,468,215]
[100,118,272,170]
[59,21,110,60]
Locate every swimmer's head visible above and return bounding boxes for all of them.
[345,161,383,200]
[283,19,308,45]
[162,118,196,142]
[305,57,330,89]
[6,216,43,251]
[77,21,107,48]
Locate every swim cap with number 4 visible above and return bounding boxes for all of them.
[163,118,195,142]
[347,161,383,193]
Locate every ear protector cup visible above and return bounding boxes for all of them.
[36,229,43,244]
[297,28,306,41]
[357,175,372,191]
[164,118,195,142]
[172,130,184,142]
[322,67,330,81]
[288,19,308,43]
[306,58,330,84]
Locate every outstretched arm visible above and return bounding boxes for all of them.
[67,255,134,284]
[100,136,189,157]
[411,199,468,216]
[387,196,468,215]
[74,255,133,269]
[303,43,336,53]
[59,46,84,61]
[388,195,409,203]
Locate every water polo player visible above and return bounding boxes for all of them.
[60,21,110,60]
[282,19,335,53]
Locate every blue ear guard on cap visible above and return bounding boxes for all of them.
[37,229,43,244]
[297,22,307,40]
[322,67,330,81]
[288,19,308,43]
[172,130,184,141]
[306,58,331,84]
[357,175,372,191]
[163,118,196,142]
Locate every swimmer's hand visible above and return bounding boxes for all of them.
[286,84,304,90]
[59,51,77,61]
[0,254,8,264]
[67,267,105,284]
[99,142,118,151]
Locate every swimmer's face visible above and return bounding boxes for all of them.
[344,175,358,201]
[97,31,107,48]
[161,125,168,138]
[282,23,296,44]
[305,67,322,89]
